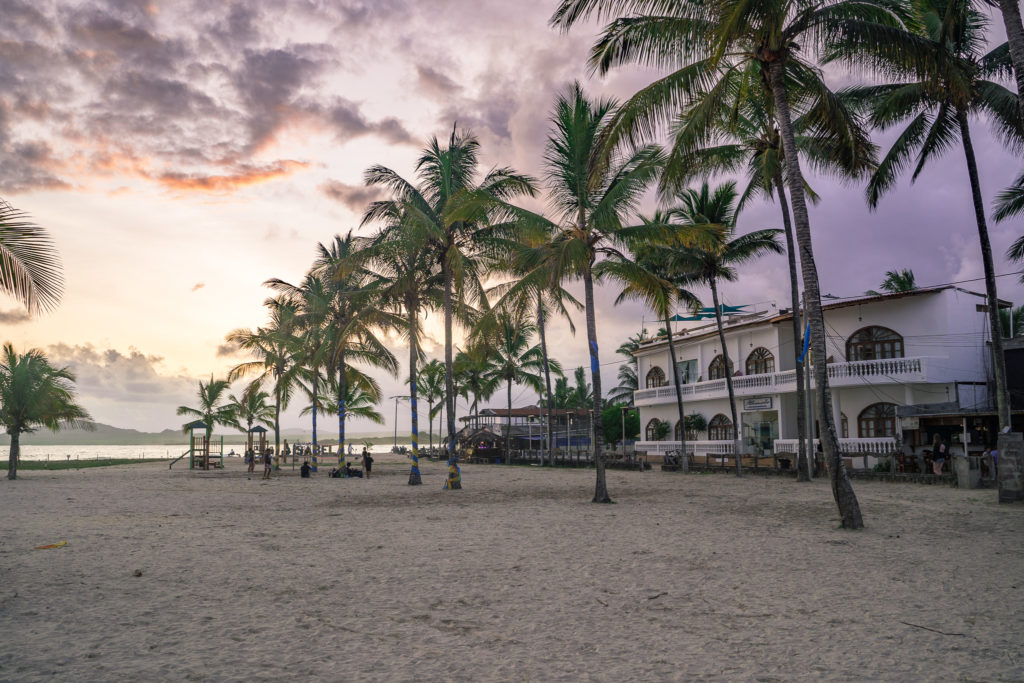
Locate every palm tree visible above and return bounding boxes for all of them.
[551,0,898,528]
[177,376,236,442]
[418,359,446,451]
[549,367,593,410]
[1008,235,1024,284]
[0,199,63,315]
[995,176,1024,225]
[225,384,274,442]
[453,346,501,432]
[0,343,92,479]
[598,212,704,469]
[845,0,1022,433]
[1000,304,1024,338]
[364,128,537,483]
[480,319,557,459]
[607,330,650,406]
[301,372,385,426]
[668,181,783,476]
[867,269,917,295]
[226,296,302,457]
[520,82,666,503]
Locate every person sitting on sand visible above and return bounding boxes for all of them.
[300,460,311,478]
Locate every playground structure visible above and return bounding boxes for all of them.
[168,421,224,470]
[247,425,267,459]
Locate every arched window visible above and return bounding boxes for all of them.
[858,403,897,438]
[645,366,667,388]
[745,347,775,375]
[708,414,733,440]
[645,418,664,441]
[708,354,732,380]
[846,326,904,361]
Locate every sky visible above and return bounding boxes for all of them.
[1,0,1022,435]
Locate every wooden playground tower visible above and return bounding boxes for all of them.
[247,425,267,458]
[187,421,223,470]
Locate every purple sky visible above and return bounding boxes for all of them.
[1,0,1021,434]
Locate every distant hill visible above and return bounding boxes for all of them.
[0,423,399,446]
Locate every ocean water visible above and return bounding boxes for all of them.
[8,442,416,462]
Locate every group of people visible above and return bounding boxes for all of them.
[244,447,275,480]
[243,445,375,481]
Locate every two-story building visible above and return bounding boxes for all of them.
[632,286,1012,469]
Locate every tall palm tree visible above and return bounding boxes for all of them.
[177,376,236,442]
[301,371,385,427]
[479,319,557,459]
[598,212,704,469]
[844,0,1022,432]
[0,199,63,315]
[551,0,900,528]
[0,343,92,479]
[307,232,399,467]
[518,82,666,503]
[668,181,783,476]
[418,359,446,451]
[363,127,537,484]
[226,296,302,457]
[225,384,274,442]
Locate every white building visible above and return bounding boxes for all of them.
[632,286,1007,469]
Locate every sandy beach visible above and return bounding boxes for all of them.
[1,454,1022,681]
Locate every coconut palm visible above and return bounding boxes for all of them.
[225,384,274,442]
[177,376,236,442]
[453,346,501,430]
[1000,304,1024,338]
[363,127,537,484]
[1007,234,1024,284]
[843,0,1022,432]
[479,319,557,458]
[418,359,446,451]
[301,371,385,426]
[551,0,906,528]
[549,367,593,410]
[226,296,302,456]
[667,181,783,476]
[598,212,704,468]
[0,343,92,479]
[995,175,1024,225]
[607,329,650,406]
[0,199,63,315]
[867,268,917,295]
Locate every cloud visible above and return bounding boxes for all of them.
[191,282,205,292]
[0,308,31,324]
[216,342,242,357]
[155,160,309,193]
[416,65,461,97]
[45,343,196,404]
[320,180,383,211]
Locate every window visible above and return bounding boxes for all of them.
[708,414,733,440]
[708,354,732,380]
[858,403,897,438]
[676,359,697,384]
[745,347,775,375]
[645,366,667,388]
[674,420,683,441]
[645,418,664,441]
[846,326,904,361]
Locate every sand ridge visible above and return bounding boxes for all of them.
[1,454,1022,681]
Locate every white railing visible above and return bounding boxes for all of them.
[773,437,898,455]
[634,440,735,456]
[635,357,931,405]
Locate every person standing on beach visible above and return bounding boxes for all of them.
[262,448,273,480]
[283,439,291,463]
[362,449,373,479]
[245,448,255,474]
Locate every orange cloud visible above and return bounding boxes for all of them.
[155,160,309,193]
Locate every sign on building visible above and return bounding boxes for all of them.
[743,396,773,411]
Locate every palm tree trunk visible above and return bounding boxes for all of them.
[537,294,554,467]
[957,108,1012,429]
[663,312,689,472]
[442,261,461,488]
[583,266,610,503]
[337,351,347,470]
[506,378,513,462]
[408,308,422,485]
[710,279,742,476]
[311,369,319,451]
[7,431,20,480]
[998,0,1024,113]
[769,59,863,528]
[774,171,809,482]
[273,380,281,468]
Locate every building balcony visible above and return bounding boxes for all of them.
[636,437,898,457]
[634,356,933,406]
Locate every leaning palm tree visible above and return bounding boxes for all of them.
[551,0,905,528]
[516,82,667,502]
[842,0,1022,433]
[0,199,63,315]
[0,343,93,479]
[177,376,236,442]
[668,181,783,476]
[363,127,537,485]
[598,214,703,469]
[479,319,557,459]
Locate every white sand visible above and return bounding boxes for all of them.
[2,454,1022,681]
